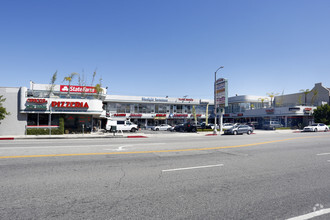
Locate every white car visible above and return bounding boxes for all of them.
[222,123,234,130]
[152,124,173,131]
[303,123,329,132]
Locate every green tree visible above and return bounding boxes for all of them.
[313,104,330,125]
[267,92,279,107]
[0,95,10,122]
[63,72,79,96]
[298,95,303,105]
[94,77,104,99]
[311,89,318,106]
[258,97,269,108]
[300,89,311,106]
[48,71,57,97]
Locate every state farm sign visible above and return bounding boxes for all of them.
[60,85,97,94]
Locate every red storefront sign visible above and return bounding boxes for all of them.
[51,101,89,108]
[60,85,97,93]
[130,114,142,117]
[266,109,274,114]
[27,98,47,104]
[156,114,166,117]
[237,113,243,117]
[304,108,312,113]
[114,113,126,117]
[178,98,194,102]
[173,114,188,117]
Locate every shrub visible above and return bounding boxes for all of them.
[27,117,65,135]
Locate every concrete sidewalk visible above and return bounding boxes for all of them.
[0,129,302,140]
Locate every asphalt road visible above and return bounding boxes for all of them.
[0,131,330,219]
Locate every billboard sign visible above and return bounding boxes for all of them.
[215,78,228,108]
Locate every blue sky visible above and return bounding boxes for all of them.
[1,0,329,99]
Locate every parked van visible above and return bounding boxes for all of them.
[106,120,138,132]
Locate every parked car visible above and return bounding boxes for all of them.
[224,125,253,135]
[303,123,329,132]
[208,123,219,130]
[173,123,197,132]
[263,121,282,130]
[201,122,212,129]
[222,123,234,130]
[152,124,173,131]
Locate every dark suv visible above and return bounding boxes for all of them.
[174,123,197,132]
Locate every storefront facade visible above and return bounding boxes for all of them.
[17,82,105,134]
[0,82,329,135]
[103,95,214,128]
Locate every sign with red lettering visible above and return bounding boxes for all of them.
[266,109,274,114]
[173,114,188,117]
[60,85,97,93]
[216,78,228,108]
[51,101,89,108]
[156,114,166,117]
[27,98,47,104]
[178,98,194,102]
[130,114,142,117]
[114,113,126,117]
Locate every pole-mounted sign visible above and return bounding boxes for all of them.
[215,78,228,109]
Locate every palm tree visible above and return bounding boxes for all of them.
[48,71,57,97]
[300,89,311,106]
[63,72,79,96]
[267,92,279,107]
[311,89,318,106]
[94,77,104,99]
[258,97,269,108]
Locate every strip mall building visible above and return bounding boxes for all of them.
[0,82,329,135]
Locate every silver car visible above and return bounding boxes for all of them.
[224,125,253,135]
[152,124,173,131]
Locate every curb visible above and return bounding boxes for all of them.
[0,137,14,140]
[127,136,148,138]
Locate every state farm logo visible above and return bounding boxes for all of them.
[61,86,69,92]
[60,85,97,93]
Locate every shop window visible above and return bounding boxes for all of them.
[176,105,182,113]
[27,114,38,126]
[39,114,49,125]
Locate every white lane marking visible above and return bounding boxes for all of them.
[286,208,330,220]
[162,164,224,172]
[105,143,166,151]
[0,145,111,150]
[317,153,330,156]
[113,145,130,151]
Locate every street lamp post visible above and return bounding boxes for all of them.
[214,66,224,134]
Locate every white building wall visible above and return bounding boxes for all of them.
[0,87,27,136]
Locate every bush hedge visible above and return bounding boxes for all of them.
[197,129,220,132]
[27,117,64,135]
